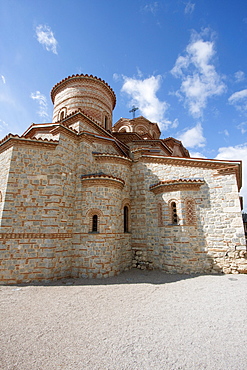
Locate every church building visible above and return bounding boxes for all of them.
[0,74,246,283]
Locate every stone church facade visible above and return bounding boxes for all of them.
[0,74,246,283]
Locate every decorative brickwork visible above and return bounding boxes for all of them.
[185,198,196,226]
[157,202,163,227]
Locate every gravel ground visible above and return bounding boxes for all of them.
[1,269,247,370]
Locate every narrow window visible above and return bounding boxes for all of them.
[171,201,178,224]
[104,116,108,130]
[60,111,65,120]
[92,215,98,232]
[124,206,129,233]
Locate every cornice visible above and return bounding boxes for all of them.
[93,153,132,166]
[0,134,58,154]
[150,178,205,194]
[141,154,241,169]
[81,173,125,190]
[51,74,116,108]
[22,123,56,138]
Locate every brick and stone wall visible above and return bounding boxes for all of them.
[0,129,133,283]
[0,74,246,284]
[129,157,246,274]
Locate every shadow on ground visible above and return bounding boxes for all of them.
[13,268,224,287]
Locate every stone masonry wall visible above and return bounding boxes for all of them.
[130,158,247,274]
[0,133,78,283]
[0,147,13,224]
[71,138,132,278]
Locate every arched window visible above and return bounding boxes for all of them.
[92,215,98,232]
[124,206,129,233]
[59,108,67,121]
[171,201,178,225]
[87,209,102,233]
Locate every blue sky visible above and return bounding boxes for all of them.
[1,0,247,209]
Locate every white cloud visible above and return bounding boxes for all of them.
[189,151,206,158]
[184,2,195,14]
[235,70,245,83]
[237,121,247,134]
[171,30,226,118]
[1,75,6,84]
[35,25,58,54]
[177,122,206,148]
[121,74,171,130]
[228,89,247,112]
[215,143,247,211]
[30,91,49,119]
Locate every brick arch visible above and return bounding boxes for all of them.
[135,125,146,135]
[86,208,103,233]
[121,198,131,210]
[58,107,67,121]
[119,125,131,133]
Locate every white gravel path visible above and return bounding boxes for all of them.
[1,270,247,370]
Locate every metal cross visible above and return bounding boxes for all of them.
[129,105,139,119]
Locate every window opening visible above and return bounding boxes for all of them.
[104,116,108,129]
[171,201,178,224]
[60,111,64,120]
[124,206,129,233]
[92,215,98,232]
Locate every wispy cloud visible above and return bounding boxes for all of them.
[228,89,247,113]
[0,119,8,131]
[235,70,245,83]
[120,74,173,130]
[1,75,6,84]
[219,129,229,137]
[35,25,58,54]
[142,2,159,15]
[171,29,226,118]
[184,2,195,14]
[177,122,206,148]
[30,91,49,119]
[237,121,247,134]
[215,143,247,209]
